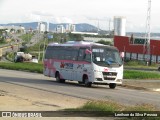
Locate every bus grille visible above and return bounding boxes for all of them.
[102,72,117,80]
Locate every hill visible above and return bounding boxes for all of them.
[0,22,98,32]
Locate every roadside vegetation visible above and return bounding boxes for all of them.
[69,100,157,111]
[124,60,158,68]
[6,51,15,62]
[0,29,8,45]
[65,100,159,119]
[20,33,34,43]
[124,70,160,79]
[96,40,113,46]
[0,62,43,73]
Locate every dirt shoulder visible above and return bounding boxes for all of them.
[0,79,159,112]
[122,79,160,92]
[0,82,88,111]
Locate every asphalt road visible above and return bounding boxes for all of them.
[0,69,160,110]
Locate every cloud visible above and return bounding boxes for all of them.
[51,17,73,24]
[0,0,5,7]
[60,17,73,23]
[26,11,74,24]
[32,11,54,17]
[86,16,112,21]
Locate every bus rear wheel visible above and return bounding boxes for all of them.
[109,83,116,89]
[56,72,65,83]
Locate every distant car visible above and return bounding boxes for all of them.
[31,58,38,63]
[31,56,38,63]
[14,55,24,62]
[158,66,160,71]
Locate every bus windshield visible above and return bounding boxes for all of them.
[92,47,123,67]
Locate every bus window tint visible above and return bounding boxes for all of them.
[84,53,91,62]
[78,49,85,61]
[58,50,65,60]
[72,50,78,60]
[65,50,72,60]
[52,49,58,59]
[45,46,91,62]
[78,48,91,62]
[45,46,53,59]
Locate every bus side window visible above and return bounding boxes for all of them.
[65,50,71,60]
[84,54,91,62]
[72,50,78,61]
[45,46,53,59]
[58,49,65,60]
[78,49,85,61]
[78,48,91,62]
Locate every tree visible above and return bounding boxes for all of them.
[0,29,7,43]
[0,36,5,43]
[10,28,15,33]
[68,33,83,41]
[96,40,112,45]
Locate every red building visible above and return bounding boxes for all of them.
[114,35,160,63]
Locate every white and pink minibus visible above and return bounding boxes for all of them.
[43,41,123,89]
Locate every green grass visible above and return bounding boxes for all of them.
[0,62,43,73]
[77,100,123,111]
[124,60,158,68]
[70,100,157,112]
[64,100,159,119]
[124,70,160,79]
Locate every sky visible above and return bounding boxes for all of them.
[0,0,160,32]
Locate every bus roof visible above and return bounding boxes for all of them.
[48,41,117,49]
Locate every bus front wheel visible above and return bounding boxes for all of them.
[83,77,92,87]
[109,83,116,89]
[56,72,65,83]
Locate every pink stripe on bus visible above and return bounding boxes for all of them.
[47,59,91,64]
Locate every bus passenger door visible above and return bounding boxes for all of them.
[65,63,73,80]
[75,48,92,82]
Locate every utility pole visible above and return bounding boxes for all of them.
[42,33,47,62]
[97,19,100,33]
[144,0,151,65]
[108,18,111,35]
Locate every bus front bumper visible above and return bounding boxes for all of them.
[93,79,123,85]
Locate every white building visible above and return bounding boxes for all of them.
[56,25,65,33]
[114,16,126,36]
[56,24,76,33]
[66,24,76,32]
[47,22,49,32]
[38,22,47,33]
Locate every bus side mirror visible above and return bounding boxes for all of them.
[85,49,92,54]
